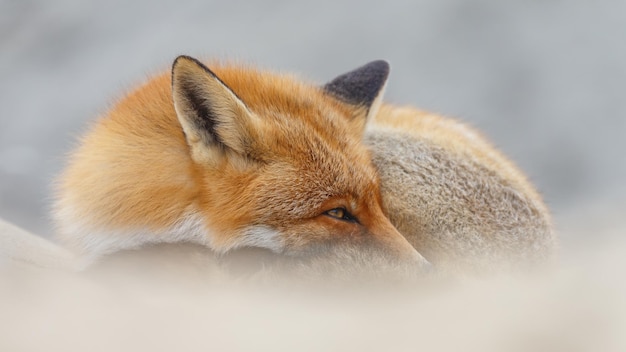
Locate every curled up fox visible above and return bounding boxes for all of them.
[53,56,556,279]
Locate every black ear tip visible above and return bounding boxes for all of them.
[360,60,391,83]
[323,59,391,106]
[366,60,391,76]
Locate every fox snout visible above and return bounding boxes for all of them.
[294,217,432,280]
[287,238,431,281]
[225,211,432,281]
[371,218,427,262]
[220,240,431,282]
[372,225,432,274]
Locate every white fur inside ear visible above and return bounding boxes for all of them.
[171,57,254,163]
[224,226,284,253]
[366,81,387,121]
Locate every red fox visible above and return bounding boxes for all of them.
[53,56,555,277]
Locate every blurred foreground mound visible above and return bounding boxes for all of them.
[1,217,625,352]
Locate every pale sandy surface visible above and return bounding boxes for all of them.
[0,217,625,352]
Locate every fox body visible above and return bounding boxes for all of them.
[54,56,554,276]
[366,107,555,274]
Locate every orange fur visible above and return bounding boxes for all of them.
[54,57,426,271]
[54,57,554,276]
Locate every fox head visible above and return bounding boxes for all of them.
[171,56,427,270]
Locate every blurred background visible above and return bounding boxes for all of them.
[1,0,624,243]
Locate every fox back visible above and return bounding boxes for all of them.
[54,57,428,275]
[365,106,556,274]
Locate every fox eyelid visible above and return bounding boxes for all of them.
[324,207,360,224]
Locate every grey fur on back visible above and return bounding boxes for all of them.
[364,130,556,274]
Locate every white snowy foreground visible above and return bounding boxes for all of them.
[1,217,625,352]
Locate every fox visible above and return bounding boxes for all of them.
[53,55,555,278]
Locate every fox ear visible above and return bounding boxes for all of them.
[323,60,390,123]
[172,55,255,163]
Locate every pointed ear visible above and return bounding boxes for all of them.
[323,60,390,122]
[172,55,256,164]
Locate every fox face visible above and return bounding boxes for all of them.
[55,56,428,273]
[172,56,424,266]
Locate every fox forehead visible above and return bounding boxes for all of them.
[204,64,355,124]
[207,63,380,196]
[206,63,327,114]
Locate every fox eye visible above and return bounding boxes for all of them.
[324,208,359,223]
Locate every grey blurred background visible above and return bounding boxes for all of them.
[1,0,624,241]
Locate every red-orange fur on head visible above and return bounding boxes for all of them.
[54,57,422,266]
[173,58,413,257]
